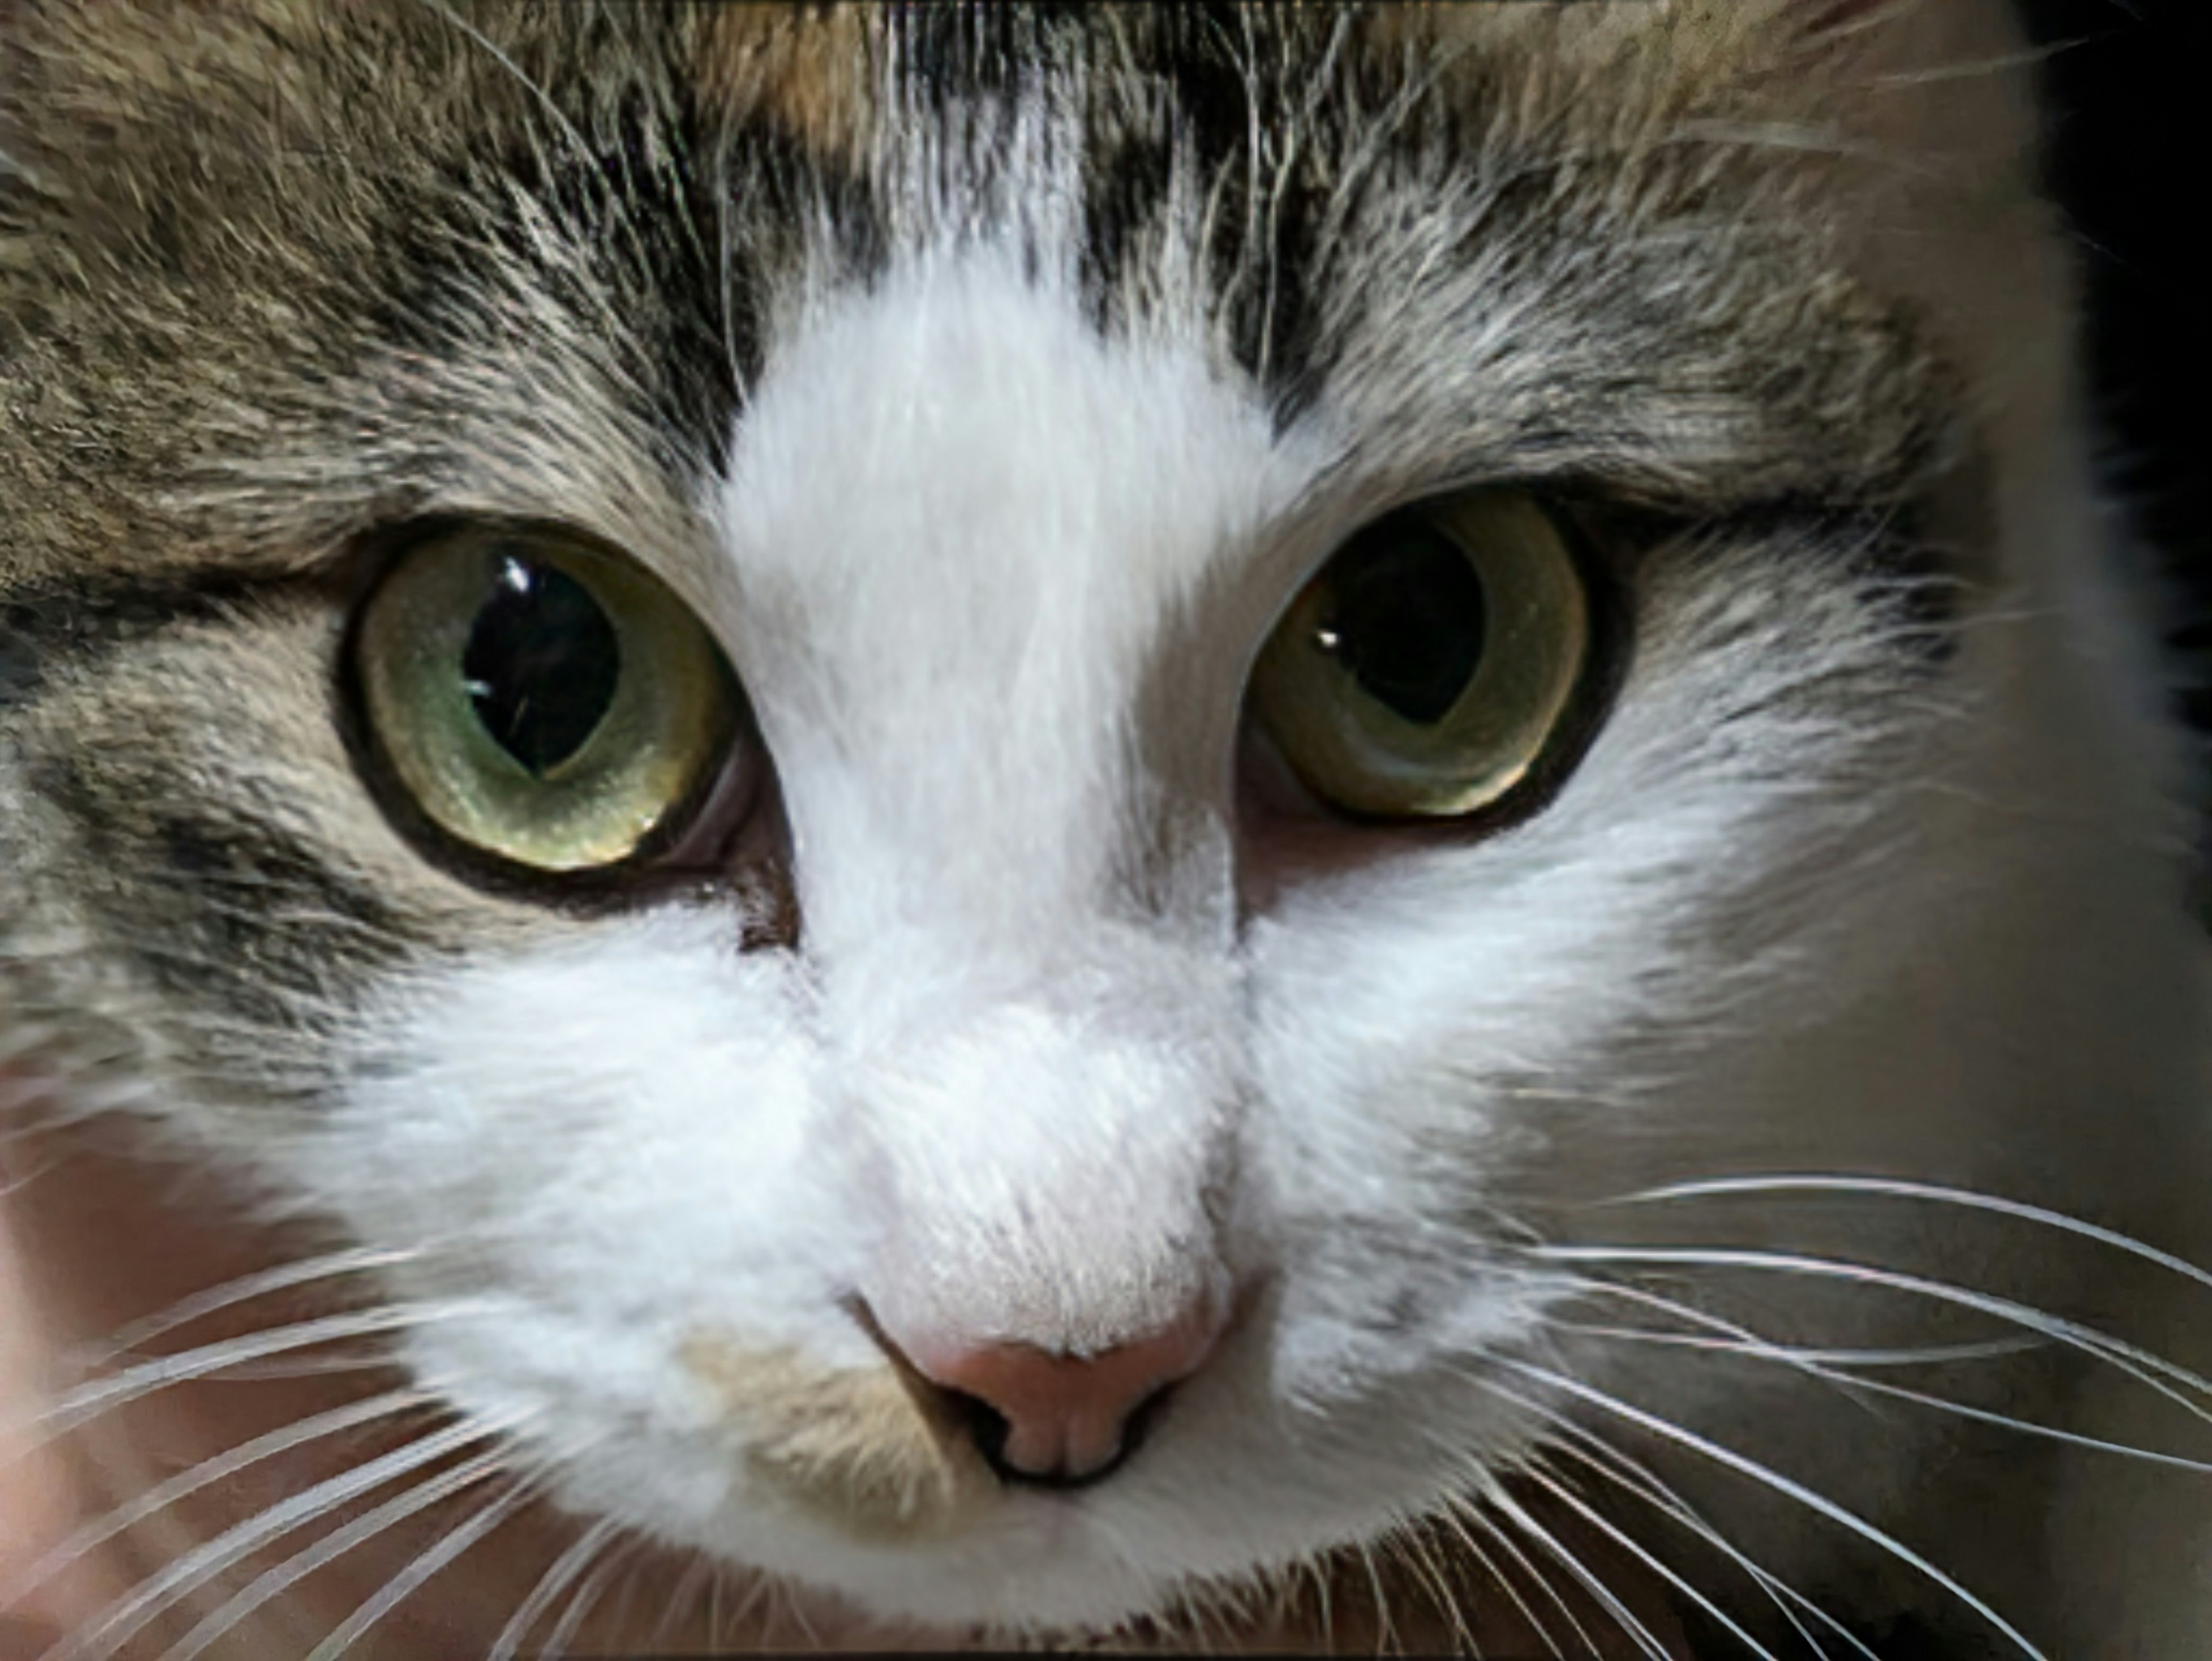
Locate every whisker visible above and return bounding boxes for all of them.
[417,0,590,161]
[90,1247,426,1362]
[1541,1259,2041,1378]
[1431,1499,1562,1660]
[19,1299,503,1449]
[591,1548,652,1661]
[0,1387,432,1610]
[1588,1325,2212,1474]
[170,1350,427,1383]
[704,1560,777,1655]
[718,1560,786,1652]
[1448,1492,1594,1659]
[1606,1175,2212,1295]
[1180,1567,1252,1656]
[1545,1277,1849,1399]
[1486,1488,1676,1661]
[1352,1537,1397,1654]
[1668,117,1941,176]
[641,1553,714,1655]
[305,1480,538,1661]
[1393,1523,1482,1656]
[539,1536,634,1661]
[1547,1323,2042,1372]
[488,1514,624,1661]
[156,1451,514,1661]
[1493,1358,2047,1659]
[769,1552,823,1649]
[1520,1460,1782,1660]
[48,1411,524,1661]
[1533,1244,2212,1424]
[1173,1573,1238,1658]
[1545,1427,1876,1661]
[1296,1549,1336,1652]
[1871,44,2070,89]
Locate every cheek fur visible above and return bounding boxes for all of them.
[323,911,859,1346]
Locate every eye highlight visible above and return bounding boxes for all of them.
[352,525,742,875]
[1248,490,1597,820]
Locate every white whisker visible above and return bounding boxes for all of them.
[1432,1499,1562,1660]
[18,1299,503,1450]
[1486,1488,1676,1661]
[1522,1461,1781,1659]
[539,1537,633,1661]
[1394,1524,1482,1656]
[1546,1277,1850,1399]
[1535,1244,2212,1425]
[1593,1326,2212,1474]
[0,1386,431,1610]
[91,1246,425,1361]
[157,1450,513,1661]
[173,1350,424,1383]
[1352,1537,1397,1654]
[50,1411,524,1661]
[488,1514,624,1661]
[643,1554,714,1654]
[1608,1175,2212,1294]
[1448,1492,1594,1659]
[306,1480,537,1661]
[707,1561,778,1653]
[1549,1323,2041,1372]
[1494,1358,2046,1659]
[1546,1427,1876,1661]
[1296,1549,1336,1652]
[590,1548,652,1659]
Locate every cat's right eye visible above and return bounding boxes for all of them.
[351,525,746,876]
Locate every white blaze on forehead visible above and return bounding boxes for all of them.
[713,253,1305,966]
[706,253,1304,1342]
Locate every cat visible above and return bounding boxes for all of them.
[2,1,2210,1655]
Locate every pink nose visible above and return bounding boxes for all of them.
[909,1301,1224,1484]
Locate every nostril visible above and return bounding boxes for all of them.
[944,1387,1014,1476]
[942,1381,1179,1490]
[855,1295,1224,1487]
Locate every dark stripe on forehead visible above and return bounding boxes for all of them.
[364,16,746,484]
[1067,5,1334,421]
[363,9,905,487]
[696,5,1343,418]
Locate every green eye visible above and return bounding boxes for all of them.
[1248,491,1596,820]
[353,525,740,873]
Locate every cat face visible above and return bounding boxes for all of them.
[4,0,2196,1644]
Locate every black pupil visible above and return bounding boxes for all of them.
[1318,522,1487,725]
[461,554,621,775]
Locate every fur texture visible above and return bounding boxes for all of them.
[2,2,2209,1655]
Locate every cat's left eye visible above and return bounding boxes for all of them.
[350,525,745,876]
[1247,489,1599,822]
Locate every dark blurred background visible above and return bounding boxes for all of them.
[2015,0,2211,881]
